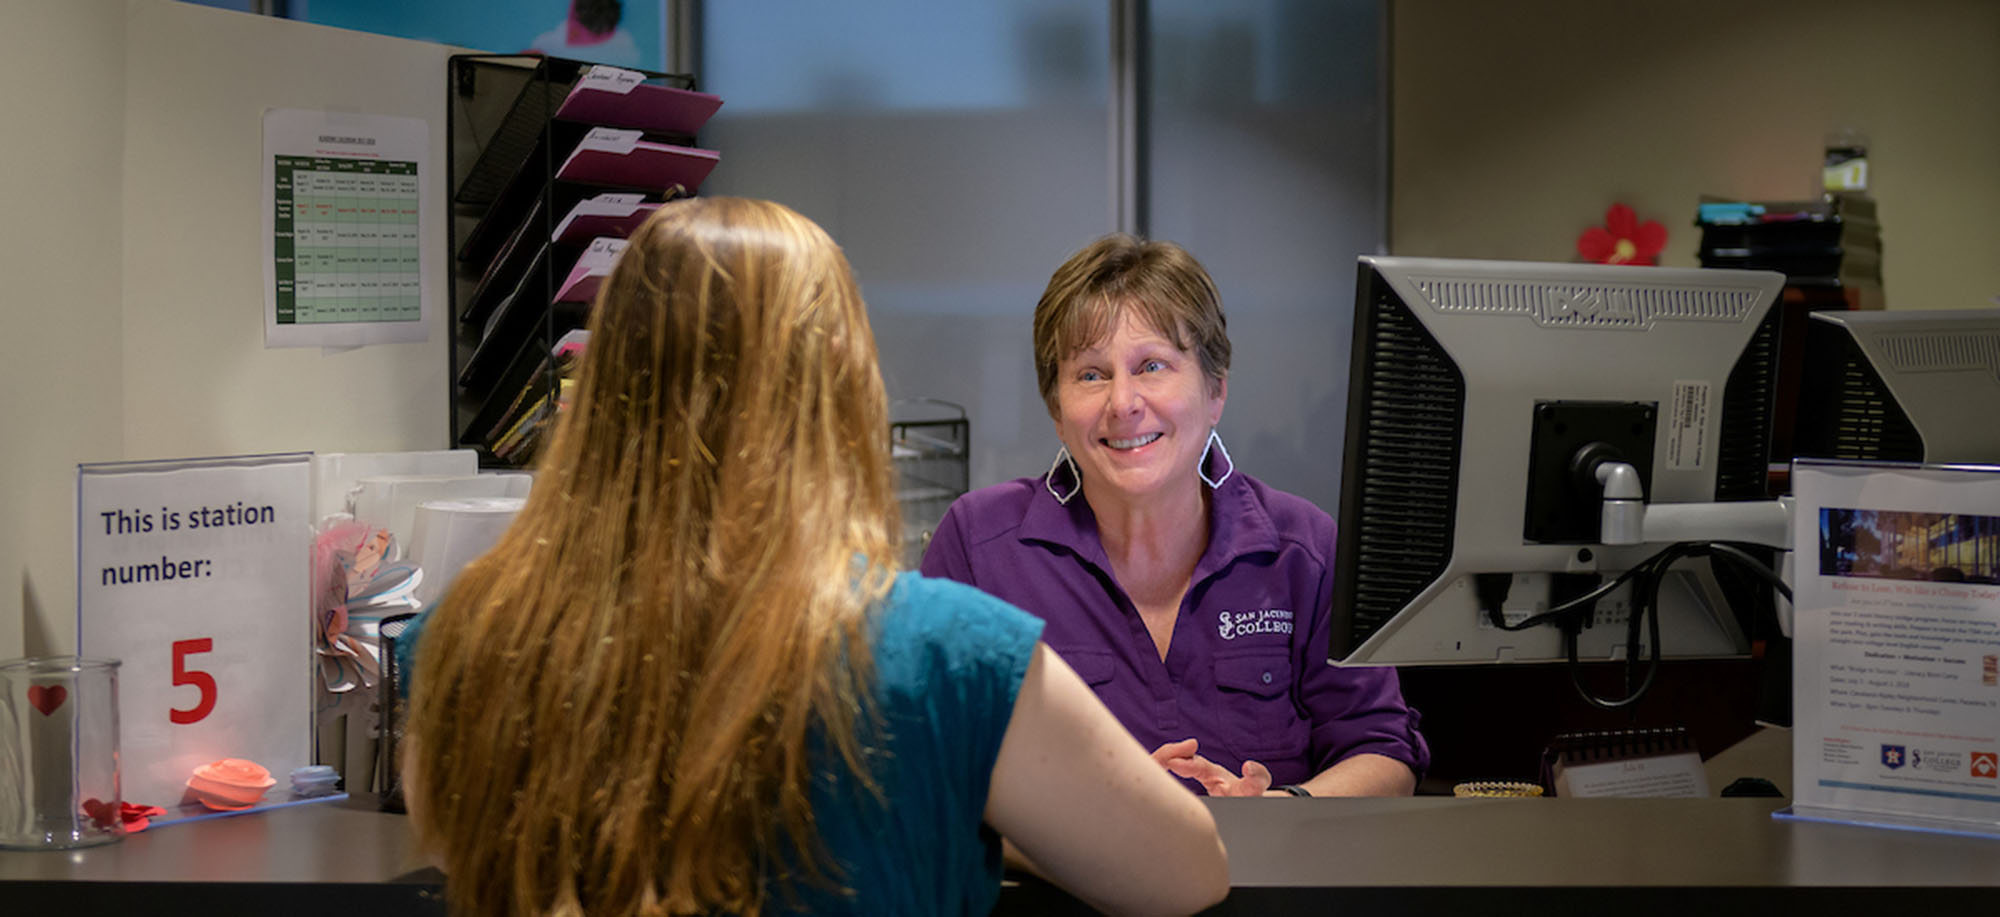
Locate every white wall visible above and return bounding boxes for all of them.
[1392,0,2000,313]
[0,0,129,661]
[120,2,452,461]
[1,1,455,659]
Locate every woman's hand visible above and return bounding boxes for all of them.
[1152,738,1273,796]
[1149,738,1202,772]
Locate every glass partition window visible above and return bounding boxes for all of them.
[703,1,1113,487]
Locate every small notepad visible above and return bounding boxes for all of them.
[1544,727,1710,798]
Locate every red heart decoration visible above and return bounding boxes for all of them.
[80,797,117,829]
[27,684,66,716]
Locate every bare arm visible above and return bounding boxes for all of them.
[1286,752,1417,797]
[985,643,1230,916]
[1169,749,1413,797]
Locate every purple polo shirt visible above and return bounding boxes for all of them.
[920,472,1429,790]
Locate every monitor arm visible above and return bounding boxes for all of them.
[1595,460,1797,636]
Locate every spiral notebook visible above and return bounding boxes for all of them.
[1542,727,1709,798]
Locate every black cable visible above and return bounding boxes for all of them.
[1629,542,1710,708]
[1570,542,1687,711]
[1480,563,1653,632]
[1473,539,1794,710]
[1705,541,1795,604]
[1567,540,1793,710]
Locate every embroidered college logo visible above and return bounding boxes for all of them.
[1881,745,1905,769]
[1217,609,1294,640]
[1972,752,1997,779]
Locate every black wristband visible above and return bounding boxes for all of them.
[1276,784,1311,797]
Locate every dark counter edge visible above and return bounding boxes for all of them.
[10,877,446,916]
[1002,875,2000,917]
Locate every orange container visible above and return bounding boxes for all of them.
[186,759,276,810]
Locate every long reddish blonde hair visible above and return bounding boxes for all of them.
[407,197,900,915]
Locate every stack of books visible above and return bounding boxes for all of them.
[1695,193,1882,311]
[1695,194,1885,491]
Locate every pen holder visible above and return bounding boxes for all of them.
[376,612,420,813]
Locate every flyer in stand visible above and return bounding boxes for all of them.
[1786,459,2000,835]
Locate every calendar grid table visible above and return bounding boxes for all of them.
[273,156,420,325]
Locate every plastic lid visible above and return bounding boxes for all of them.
[291,765,340,785]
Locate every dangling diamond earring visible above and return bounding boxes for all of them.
[1045,445,1082,505]
[1199,429,1235,489]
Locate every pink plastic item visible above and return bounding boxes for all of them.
[186,759,277,811]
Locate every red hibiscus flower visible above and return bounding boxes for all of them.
[1577,203,1667,265]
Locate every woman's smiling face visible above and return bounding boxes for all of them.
[1053,307,1226,507]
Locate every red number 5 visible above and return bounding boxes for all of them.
[170,638,217,725]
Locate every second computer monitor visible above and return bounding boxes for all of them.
[1792,307,2000,466]
[1332,256,1786,666]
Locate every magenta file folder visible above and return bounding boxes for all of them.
[552,193,662,245]
[557,128,719,194]
[554,237,628,304]
[555,65,722,135]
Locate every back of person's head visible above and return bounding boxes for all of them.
[1032,233,1231,415]
[408,196,899,916]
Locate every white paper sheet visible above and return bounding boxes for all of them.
[262,108,432,349]
[77,454,314,809]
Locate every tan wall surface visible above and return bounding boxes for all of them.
[2,1,454,658]
[120,1,451,462]
[1392,0,2000,311]
[0,0,130,659]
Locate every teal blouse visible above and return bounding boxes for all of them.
[398,572,1044,915]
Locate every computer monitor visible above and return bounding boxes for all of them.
[1331,256,1786,667]
[1792,307,2000,465]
